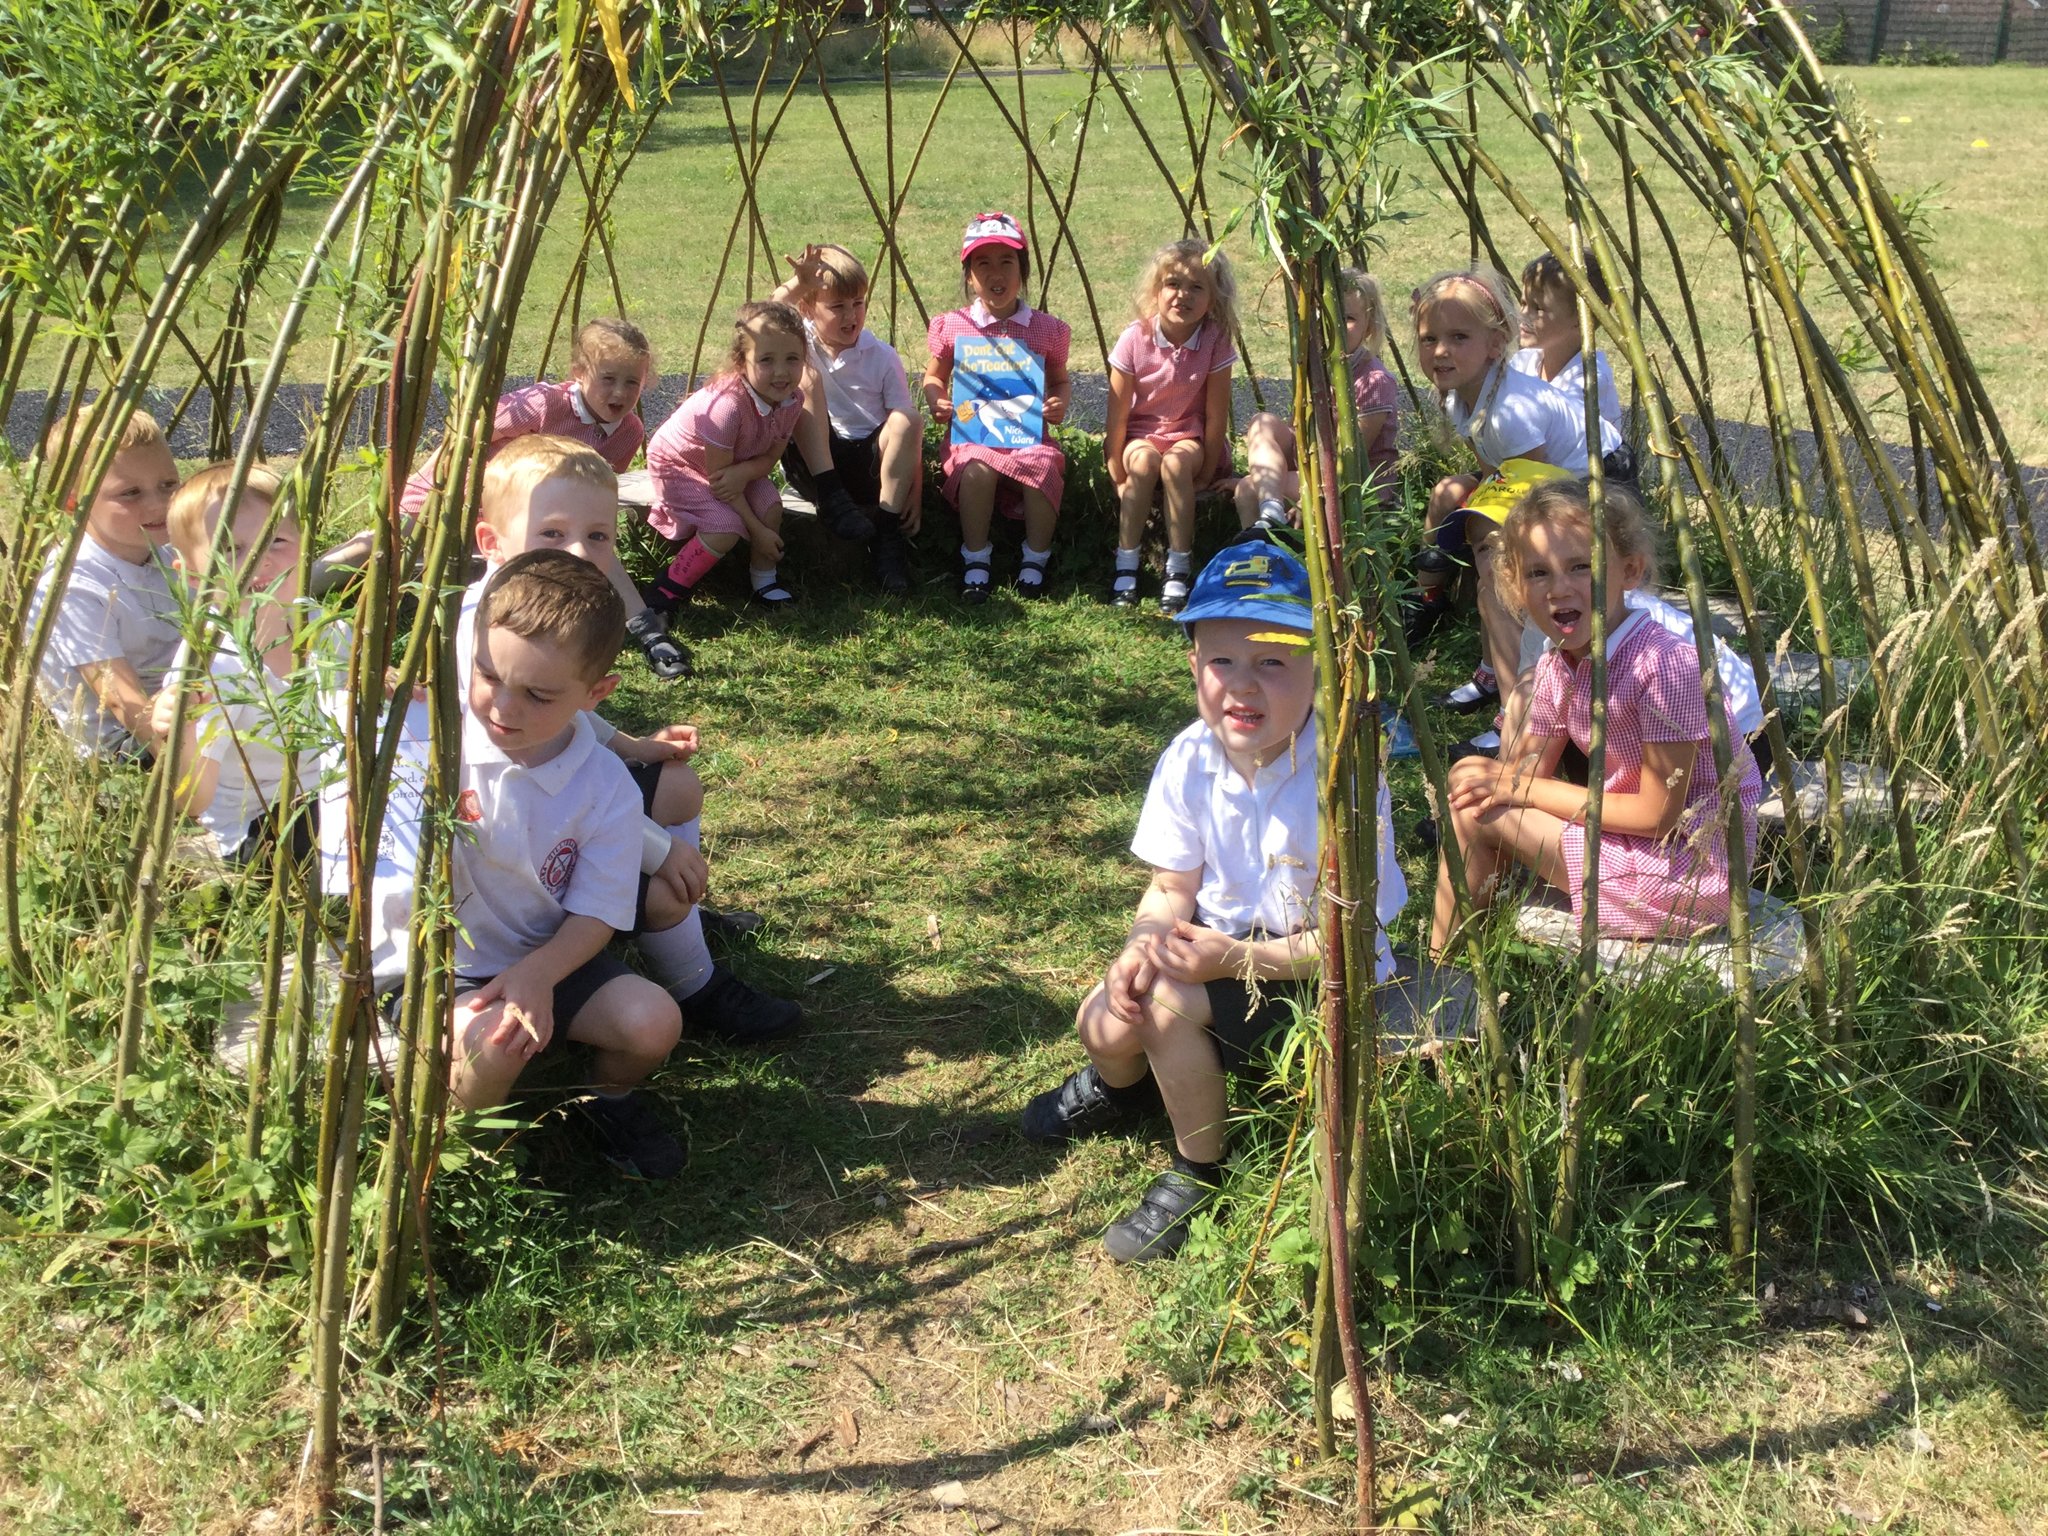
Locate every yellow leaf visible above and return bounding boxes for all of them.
[1971,138,1989,149]
[594,0,636,111]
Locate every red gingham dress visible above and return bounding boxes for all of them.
[1528,616,1763,939]
[398,380,645,522]
[926,303,1072,519]
[643,376,802,541]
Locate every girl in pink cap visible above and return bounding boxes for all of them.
[922,212,1073,602]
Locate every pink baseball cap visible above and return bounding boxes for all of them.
[960,211,1027,260]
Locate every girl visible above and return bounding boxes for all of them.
[1104,238,1238,614]
[1406,268,1591,723]
[1235,267,1401,534]
[1429,479,1761,955]
[1510,251,1624,438]
[645,301,808,611]
[922,212,1073,602]
[316,318,691,680]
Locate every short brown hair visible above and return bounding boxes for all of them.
[571,318,653,376]
[804,245,870,300]
[1495,477,1659,615]
[479,435,617,532]
[474,548,625,683]
[41,407,167,505]
[166,463,285,570]
[1521,249,1610,309]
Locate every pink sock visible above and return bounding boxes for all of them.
[664,536,722,590]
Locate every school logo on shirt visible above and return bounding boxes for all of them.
[540,837,579,898]
[456,789,482,823]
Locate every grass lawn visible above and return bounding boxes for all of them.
[4,55,2047,1536]
[4,498,2046,1531]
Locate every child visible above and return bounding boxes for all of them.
[1431,479,1762,954]
[154,465,333,864]
[773,244,920,594]
[447,550,686,1177]
[320,319,693,680]
[1510,251,1623,439]
[23,409,184,756]
[1405,268,1594,721]
[460,436,800,1045]
[1235,268,1401,531]
[922,212,1073,602]
[1104,238,1238,614]
[644,301,811,612]
[1021,535,1407,1262]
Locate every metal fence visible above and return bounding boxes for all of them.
[1806,0,2048,64]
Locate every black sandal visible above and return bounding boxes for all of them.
[626,609,693,681]
[748,578,797,608]
[959,556,993,605]
[1014,562,1049,598]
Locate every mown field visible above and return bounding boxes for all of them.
[2,54,2045,1536]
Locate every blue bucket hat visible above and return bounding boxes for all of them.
[1177,533,1314,645]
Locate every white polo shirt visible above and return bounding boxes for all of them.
[1509,346,1623,436]
[805,323,915,439]
[26,534,184,753]
[319,696,431,993]
[172,615,344,859]
[1444,363,1593,474]
[450,709,641,981]
[1131,718,1406,983]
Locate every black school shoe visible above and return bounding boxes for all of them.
[817,482,876,543]
[572,1091,686,1180]
[678,963,802,1045]
[871,511,911,595]
[626,609,693,680]
[1103,1166,1220,1263]
[1020,1065,1162,1144]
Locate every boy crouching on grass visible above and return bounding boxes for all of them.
[459,436,800,1044]
[1022,534,1407,1262]
[446,550,686,1178]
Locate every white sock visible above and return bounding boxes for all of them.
[960,543,993,584]
[1114,545,1141,572]
[1257,497,1288,525]
[1020,544,1051,569]
[1165,549,1193,577]
[639,910,714,1000]
[749,566,778,593]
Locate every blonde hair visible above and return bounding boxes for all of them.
[475,549,625,684]
[1339,267,1387,357]
[479,435,617,532]
[804,244,870,299]
[166,463,285,569]
[570,318,652,378]
[1494,478,1659,614]
[41,407,167,506]
[1409,267,1521,354]
[1135,238,1238,340]
[722,300,806,381]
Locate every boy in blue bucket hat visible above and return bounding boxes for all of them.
[1022,532,1406,1261]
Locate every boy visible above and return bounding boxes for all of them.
[154,464,332,864]
[773,244,920,593]
[1021,535,1407,1262]
[23,409,184,755]
[461,435,800,1044]
[445,550,685,1176]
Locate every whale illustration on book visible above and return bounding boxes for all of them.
[976,394,1038,435]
